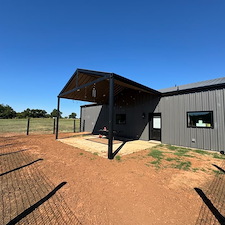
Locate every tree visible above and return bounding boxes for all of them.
[17,108,48,118]
[30,109,47,118]
[50,109,62,118]
[69,112,77,119]
[19,108,31,118]
[0,104,16,119]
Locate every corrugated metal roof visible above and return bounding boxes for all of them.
[159,77,225,93]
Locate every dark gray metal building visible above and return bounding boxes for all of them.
[80,73,225,152]
[57,68,225,158]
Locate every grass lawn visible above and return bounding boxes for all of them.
[0,118,80,134]
[145,144,225,174]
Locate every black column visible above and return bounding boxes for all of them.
[108,74,114,159]
[55,97,60,139]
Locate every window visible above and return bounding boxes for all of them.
[116,114,126,124]
[187,111,213,128]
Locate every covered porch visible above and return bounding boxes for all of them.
[56,68,160,159]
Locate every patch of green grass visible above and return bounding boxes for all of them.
[166,145,178,151]
[171,161,192,171]
[212,153,225,159]
[115,155,121,161]
[79,152,83,155]
[192,168,199,172]
[150,159,161,169]
[173,148,191,157]
[156,144,164,147]
[0,118,81,133]
[211,169,224,176]
[148,149,164,169]
[193,149,211,155]
[93,152,98,156]
[151,160,159,164]
[166,157,180,162]
[148,149,164,159]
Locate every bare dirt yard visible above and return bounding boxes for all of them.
[1,133,225,225]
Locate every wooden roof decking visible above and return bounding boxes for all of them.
[58,69,161,104]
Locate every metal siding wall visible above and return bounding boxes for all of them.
[210,90,217,150]
[157,88,225,151]
[114,94,159,140]
[174,95,179,145]
[202,91,211,150]
[161,97,170,143]
[222,89,225,150]
[184,94,191,147]
[216,90,223,151]
[179,94,185,147]
[81,88,225,151]
[81,105,103,132]
[196,92,204,149]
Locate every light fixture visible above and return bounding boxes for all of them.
[142,113,146,119]
[92,84,96,98]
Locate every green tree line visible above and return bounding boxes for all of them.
[0,104,77,119]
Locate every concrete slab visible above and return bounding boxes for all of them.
[58,135,158,158]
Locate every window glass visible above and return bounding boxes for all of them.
[187,111,213,128]
[116,114,126,124]
[153,117,161,129]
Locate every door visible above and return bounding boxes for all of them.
[149,113,161,141]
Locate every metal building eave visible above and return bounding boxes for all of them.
[58,69,161,104]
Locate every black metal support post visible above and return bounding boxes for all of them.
[108,74,114,159]
[53,118,56,134]
[26,118,30,135]
[55,97,60,139]
[73,119,76,133]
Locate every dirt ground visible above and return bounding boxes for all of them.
[1,133,225,225]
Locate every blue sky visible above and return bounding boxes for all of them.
[1,0,225,117]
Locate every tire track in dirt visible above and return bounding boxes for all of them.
[0,136,81,225]
[195,160,225,225]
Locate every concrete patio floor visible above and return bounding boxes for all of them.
[58,135,159,158]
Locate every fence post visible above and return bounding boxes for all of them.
[73,119,76,133]
[53,118,56,134]
[26,118,30,135]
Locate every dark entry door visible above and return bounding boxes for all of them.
[149,113,161,141]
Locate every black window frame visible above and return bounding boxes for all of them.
[116,114,126,125]
[187,111,214,129]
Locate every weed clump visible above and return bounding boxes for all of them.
[172,161,191,170]
[166,145,178,151]
[115,155,121,161]
[148,149,164,159]
[212,153,225,159]
[148,149,164,169]
[174,148,192,157]
[193,149,210,155]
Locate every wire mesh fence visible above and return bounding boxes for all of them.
[0,118,80,135]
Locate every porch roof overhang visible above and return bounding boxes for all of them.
[58,68,161,103]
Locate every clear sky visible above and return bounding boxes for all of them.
[1,0,225,117]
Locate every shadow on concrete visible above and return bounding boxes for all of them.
[194,188,225,224]
[112,141,127,158]
[0,159,43,177]
[6,182,68,225]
